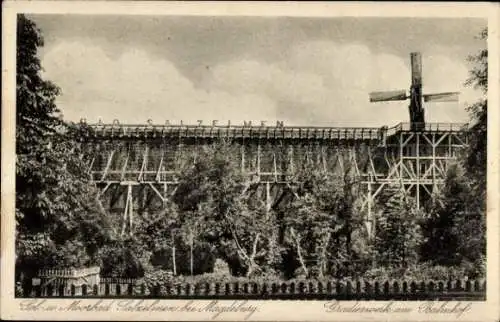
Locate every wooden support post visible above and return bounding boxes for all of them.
[128,185,134,236]
[97,182,112,198]
[416,133,420,209]
[189,228,194,276]
[88,157,96,175]
[448,133,452,158]
[241,145,245,173]
[367,177,374,239]
[289,145,294,175]
[399,133,405,183]
[148,183,166,204]
[121,184,133,236]
[121,152,129,181]
[163,183,168,207]
[273,152,278,181]
[101,151,115,181]
[351,148,360,176]
[156,151,164,182]
[138,147,148,181]
[339,152,344,174]
[305,144,311,165]
[257,143,261,177]
[321,146,327,172]
[266,181,271,212]
[432,133,437,194]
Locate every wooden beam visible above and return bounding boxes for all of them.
[138,147,148,181]
[101,151,115,182]
[120,152,129,181]
[273,152,278,182]
[156,152,164,182]
[148,182,167,203]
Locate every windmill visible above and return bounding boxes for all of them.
[369,52,460,131]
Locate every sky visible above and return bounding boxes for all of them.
[29,14,487,127]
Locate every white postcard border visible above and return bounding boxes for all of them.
[1,1,499,321]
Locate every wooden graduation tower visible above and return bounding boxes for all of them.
[77,52,468,238]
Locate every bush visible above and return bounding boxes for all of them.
[362,262,485,281]
[213,258,231,276]
[98,239,151,278]
[138,270,176,296]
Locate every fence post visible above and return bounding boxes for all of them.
[252,282,259,295]
[374,281,381,297]
[290,282,296,298]
[428,281,435,294]
[261,283,268,297]
[438,281,444,293]
[383,281,390,297]
[364,280,372,296]
[28,276,485,299]
[74,283,83,296]
[346,280,353,297]
[187,283,194,296]
[233,282,240,296]
[473,280,480,292]
[316,281,323,296]
[420,281,426,293]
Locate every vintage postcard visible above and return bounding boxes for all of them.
[1,1,499,321]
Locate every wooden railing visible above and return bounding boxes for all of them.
[24,278,486,300]
[79,123,383,141]
[394,122,468,133]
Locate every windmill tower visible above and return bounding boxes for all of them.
[369,52,460,131]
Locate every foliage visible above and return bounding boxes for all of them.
[418,28,487,275]
[213,258,231,276]
[374,186,424,266]
[422,163,485,267]
[363,262,485,281]
[15,15,113,286]
[283,162,370,279]
[141,270,175,290]
[15,17,488,285]
[464,28,487,201]
[172,141,280,277]
[134,202,180,256]
[98,237,151,278]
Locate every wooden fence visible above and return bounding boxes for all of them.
[24,278,486,300]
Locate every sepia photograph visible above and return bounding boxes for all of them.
[2,1,499,321]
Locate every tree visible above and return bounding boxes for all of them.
[283,162,368,278]
[418,28,487,274]
[172,141,279,277]
[464,28,487,200]
[15,15,112,286]
[456,28,487,271]
[421,163,485,268]
[375,187,423,267]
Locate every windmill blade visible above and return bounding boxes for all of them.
[369,89,408,102]
[423,92,460,103]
